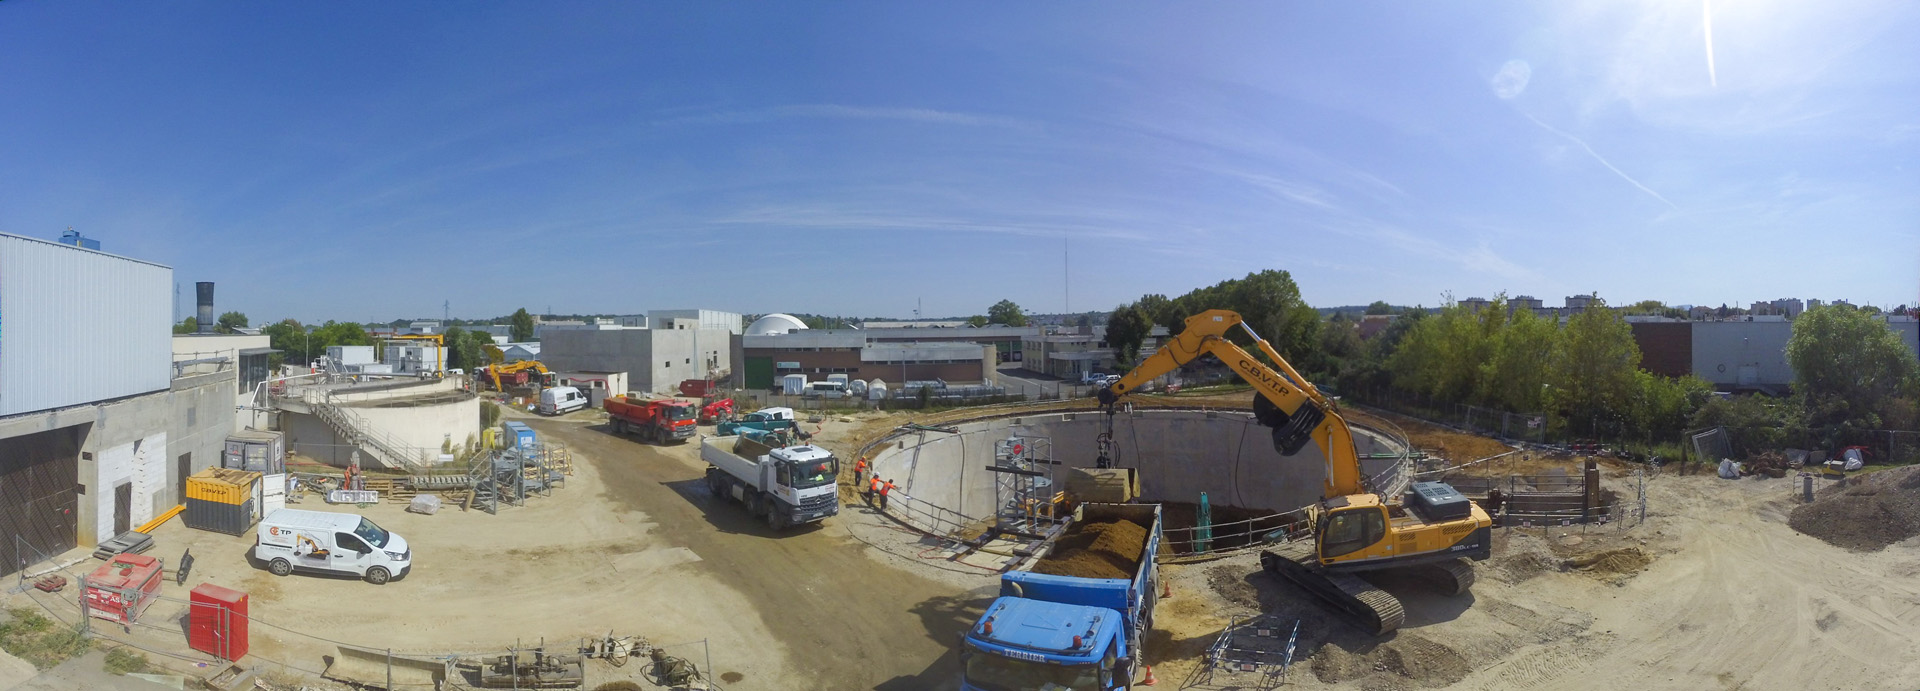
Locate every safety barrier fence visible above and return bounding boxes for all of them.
[15,563,725,690]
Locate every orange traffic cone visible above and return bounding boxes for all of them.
[1140,665,1158,686]
[1161,579,1172,600]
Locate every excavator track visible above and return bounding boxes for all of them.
[1261,546,1406,637]
[1428,558,1477,596]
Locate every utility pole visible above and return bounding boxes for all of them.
[1064,233,1070,315]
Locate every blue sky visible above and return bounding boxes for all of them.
[3,2,1915,323]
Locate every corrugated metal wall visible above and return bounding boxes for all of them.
[1,234,172,416]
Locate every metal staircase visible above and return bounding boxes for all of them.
[308,394,422,472]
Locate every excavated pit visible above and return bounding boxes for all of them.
[867,409,1407,537]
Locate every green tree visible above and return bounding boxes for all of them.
[216,311,249,333]
[1555,298,1642,436]
[172,316,198,334]
[1786,304,1920,441]
[261,319,309,365]
[1105,304,1153,363]
[1629,372,1714,444]
[510,308,535,342]
[988,300,1028,327]
[1136,294,1179,333]
[1365,301,1394,316]
[1478,308,1561,412]
[965,315,989,328]
[443,326,488,371]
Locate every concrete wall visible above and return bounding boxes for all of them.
[285,379,479,467]
[1691,321,1795,388]
[168,369,238,507]
[867,410,1402,527]
[543,328,732,394]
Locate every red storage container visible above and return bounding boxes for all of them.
[83,554,162,624]
[188,583,249,661]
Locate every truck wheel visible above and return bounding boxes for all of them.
[611,419,624,434]
[365,566,391,585]
[268,558,292,577]
[746,492,762,516]
[706,472,724,495]
[767,508,788,531]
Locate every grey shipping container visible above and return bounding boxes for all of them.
[0,233,172,417]
[184,497,256,536]
[224,431,286,474]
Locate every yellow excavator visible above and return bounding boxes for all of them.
[1099,309,1492,635]
[479,360,553,392]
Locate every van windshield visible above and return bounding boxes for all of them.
[355,518,390,549]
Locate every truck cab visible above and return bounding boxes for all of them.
[961,503,1161,691]
[961,573,1137,691]
[701,436,841,530]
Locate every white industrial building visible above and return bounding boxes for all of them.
[0,234,236,575]
[649,309,743,334]
[541,327,733,394]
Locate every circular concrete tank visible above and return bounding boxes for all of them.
[865,408,1406,536]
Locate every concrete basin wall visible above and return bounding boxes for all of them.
[868,410,1404,531]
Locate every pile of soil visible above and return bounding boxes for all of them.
[1565,548,1652,574]
[1745,451,1793,478]
[1033,519,1148,579]
[1790,465,1920,551]
[1309,633,1470,687]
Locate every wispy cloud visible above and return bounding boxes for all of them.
[1337,223,1540,282]
[1194,166,1340,211]
[1492,59,1532,100]
[711,202,1148,241]
[657,104,1034,130]
[1702,0,1718,87]
[1522,112,1678,210]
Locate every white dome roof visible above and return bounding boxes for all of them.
[747,313,809,335]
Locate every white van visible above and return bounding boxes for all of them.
[539,386,589,415]
[802,381,847,399]
[255,509,412,584]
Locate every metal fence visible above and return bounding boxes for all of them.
[13,560,726,690]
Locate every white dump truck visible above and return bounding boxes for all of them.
[700,434,840,530]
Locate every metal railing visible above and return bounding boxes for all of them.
[307,391,423,472]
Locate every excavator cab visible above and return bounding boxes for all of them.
[1317,504,1388,561]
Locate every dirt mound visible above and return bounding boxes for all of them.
[1566,548,1652,574]
[1033,519,1147,579]
[1310,633,1470,687]
[1791,465,1920,551]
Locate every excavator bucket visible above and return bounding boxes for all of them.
[1255,393,1324,456]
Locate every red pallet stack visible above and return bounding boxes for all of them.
[188,583,249,661]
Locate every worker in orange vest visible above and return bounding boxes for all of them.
[853,457,869,486]
[878,478,897,511]
[865,475,883,506]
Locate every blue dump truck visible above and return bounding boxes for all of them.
[960,503,1163,691]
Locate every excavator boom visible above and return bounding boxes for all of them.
[1102,309,1367,499]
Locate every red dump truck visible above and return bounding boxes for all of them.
[605,394,698,444]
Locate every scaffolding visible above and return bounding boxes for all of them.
[988,436,1065,540]
[463,442,566,515]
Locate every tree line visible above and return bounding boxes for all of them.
[1105,274,1920,453]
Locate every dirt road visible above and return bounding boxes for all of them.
[1162,470,1920,690]
[531,417,982,690]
